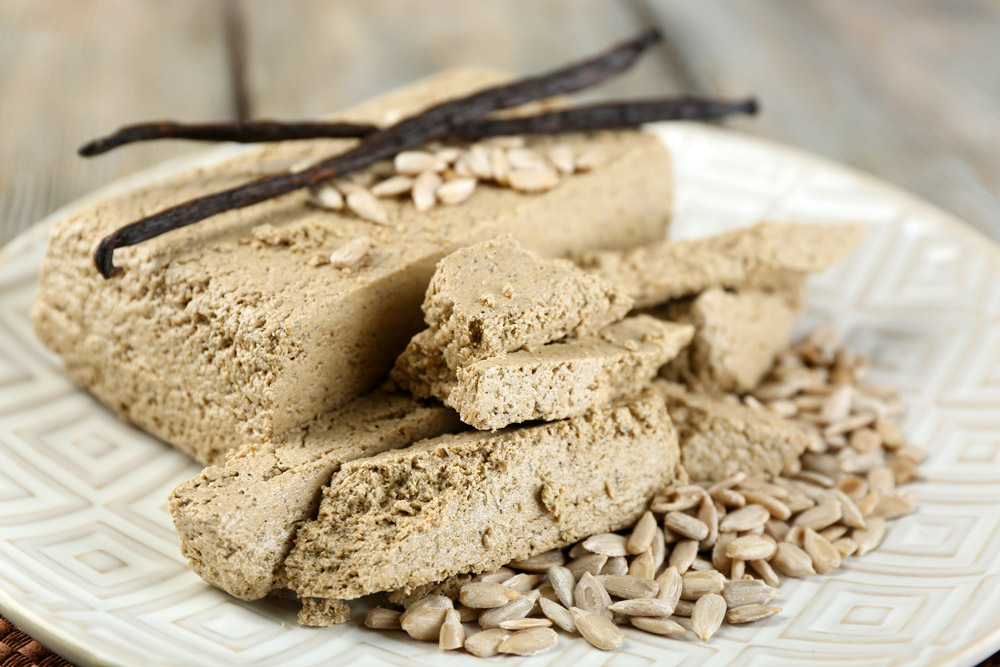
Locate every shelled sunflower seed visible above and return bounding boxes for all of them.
[308,138,594,231]
[338,328,920,657]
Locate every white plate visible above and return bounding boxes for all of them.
[1,123,998,666]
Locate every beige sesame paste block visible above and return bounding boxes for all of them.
[446,316,694,429]
[31,69,672,466]
[284,394,680,600]
[652,380,808,482]
[168,391,462,601]
[422,235,633,369]
[657,287,802,393]
[576,222,864,309]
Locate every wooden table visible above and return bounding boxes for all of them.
[0,3,998,666]
[1,0,997,246]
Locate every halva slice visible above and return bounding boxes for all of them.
[402,315,694,430]
[421,235,633,369]
[284,394,680,600]
[168,390,462,601]
[575,222,864,308]
[31,68,671,465]
[652,380,809,482]
[658,287,801,393]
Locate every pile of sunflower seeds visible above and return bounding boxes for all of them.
[306,136,604,224]
[357,327,922,656]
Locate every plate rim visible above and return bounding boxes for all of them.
[1,121,998,667]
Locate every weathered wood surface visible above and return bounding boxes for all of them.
[0,0,997,245]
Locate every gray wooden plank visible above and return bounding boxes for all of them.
[238,0,684,119]
[0,0,232,243]
[639,0,1000,239]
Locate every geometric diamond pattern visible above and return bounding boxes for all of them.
[0,124,998,665]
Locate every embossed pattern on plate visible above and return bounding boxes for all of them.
[0,123,997,666]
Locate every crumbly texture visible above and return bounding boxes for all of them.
[31,69,672,466]
[386,574,474,607]
[439,316,694,429]
[297,597,351,627]
[422,235,633,369]
[284,394,680,600]
[652,380,809,482]
[657,287,801,393]
[389,329,452,400]
[168,390,462,601]
[575,222,864,309]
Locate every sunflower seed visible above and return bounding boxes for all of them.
[691,593,726,641]
[506,148,549,171]
[460,582,521,608]
[548,145,575,174]
[664,512,710,541]
[395,150,444,174]
[655,565,682,606]
[474,568,515,584]
[574,572,612,619]
[497,627,559,656]
[792,502,843,531]
[748,559,781,587]
[820,524,849,542]
[730,559,746,580]
[436,177,477,205]
[857,491,881,516]
[574,150,607,171]
[765,518,791,542]
[364,607,401,629]
[698,496,720,549]
[539,597,575,632]
[719,504,770,532]
[681,570,726,600]
[464,628,511,657]
[669,539,699,573]
[570,608,623,650]
[850,428,882,453]
[371,175,414,197]
[439,609,465,650]
[889,457,921,484]
[673,599,696,617]
[503,573,541,593]
[872,491,915,518]
[628,548,656,580]
[509,168,559,193]
[833,537,859,557]
[566,553,607,579]
[740,491,792,521]
[868,466,896,495]
[461,146,493,180]
[721,579,780,608]
[707,472,747,495]
[820,386,853,423]
[726,604,782,624]
[328,236,372,270]
[875,419,905,448]
[803,528,841,574]
[836,475,868,500]
[345,189,389,224]
[601,556,629,576]
[627,511,657,554]
[411,171,442,211]
[608,598,675,617]
[895,444,925,463]
[456,604,479,623]
[770,542,816,578]
[650,527,667,572]
[583,533,629,557]
[711,488,747,508]
[309,183,345,210]
[726,534,777,561]
[853,517,887,555]
[651,486,704,512]
[402,595,452,616]
[401,606,448,641]
[633,617,688,637]
[479,590,539,629]
[599,574,658,599]
[499,618,552,630]
[547,566,575,608]
[712,532,735,572]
